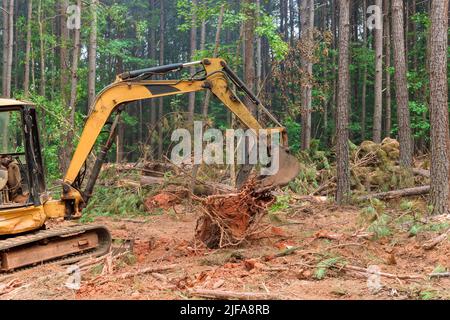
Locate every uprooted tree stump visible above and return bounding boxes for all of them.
[193,178,275,248]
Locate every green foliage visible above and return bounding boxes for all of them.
[269,194,291,213]
[255,14,288,61]
[367,214,392,239]
[81,185,150,222]
[314,256,344,280]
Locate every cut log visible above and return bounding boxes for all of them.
[359,185,430,201]
[140,176,165,186]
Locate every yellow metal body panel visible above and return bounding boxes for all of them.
[0,205,46,235]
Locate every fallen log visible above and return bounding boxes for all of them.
[358,185,430,201]
[140,176,165,186]
[188,289,282,300]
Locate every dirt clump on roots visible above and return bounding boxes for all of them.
[194,178,275,249]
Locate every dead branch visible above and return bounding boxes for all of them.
[117,264,179,280]
[188,288,283,300]
[429,272,450,278]
[422,228,450,250]
[341,265,424,280]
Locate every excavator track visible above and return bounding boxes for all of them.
[0,224,111,272]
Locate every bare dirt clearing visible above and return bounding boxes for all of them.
[0,202,448,300]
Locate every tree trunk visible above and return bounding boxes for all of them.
[38,0,46,97]
[64,0,82,171]
[243,0,256,116]
[288,0,295,45]
[429,0,449,215]
[384,0,391,137]
[149,0,157,156]
[335,0,351,204]
[88,0,98,111]
[202,4,225,117]
[1,0,7,96]
[23,0,32,97]
[158,0,165,159]
[3,0,13,97]
[373,0,383,143]
[187,0,197,124]
[361,0,367,141]
[300,0,314,150]
[256,0,262,92]
[60,0,70,106]
[391,0,413,167]
[200,19,206,51]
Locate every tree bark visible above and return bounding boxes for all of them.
[429,0,449,215]
[361,0,367,140]
[60,0,70,106]
[243,0,256,116]
[335,0,351,204]
[38,0,46,97]
[391,0,413,167]
[88,0,98,111]
[158,0,165,159]
[23,0,32,97]
[64,0,82,171]
[202,4,225,117]
[187,0,197,124]
[1,0,7,96]
[2,0,13,97]
[300,0,314,150]
[384,0,391,137]
[373,0,383,143]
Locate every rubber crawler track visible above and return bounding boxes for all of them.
[0,224,112,272]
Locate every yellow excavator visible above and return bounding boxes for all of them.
[0,58,300,271]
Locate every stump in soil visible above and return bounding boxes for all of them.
[194,178,275,248]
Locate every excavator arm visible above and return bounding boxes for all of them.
[48,58,297,219]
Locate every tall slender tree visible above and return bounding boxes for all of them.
[23,0,32,97]
[243,0,256,116]
[373,0,383,143]
[429,0,449,215]
[88,0,98,111]
[187,0,197,124]
[391,0,413,167]
[384,0,391,137]
[158,0,165,158]
[299,0,314,150]
[336,0,351,204]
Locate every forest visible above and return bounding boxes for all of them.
[0,0,449,301]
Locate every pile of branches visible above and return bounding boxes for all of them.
[193,178,275,249]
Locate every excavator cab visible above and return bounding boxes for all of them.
[0,100,46,210]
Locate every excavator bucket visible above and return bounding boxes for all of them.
[236,146,300,191]
[255,146,301,192]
